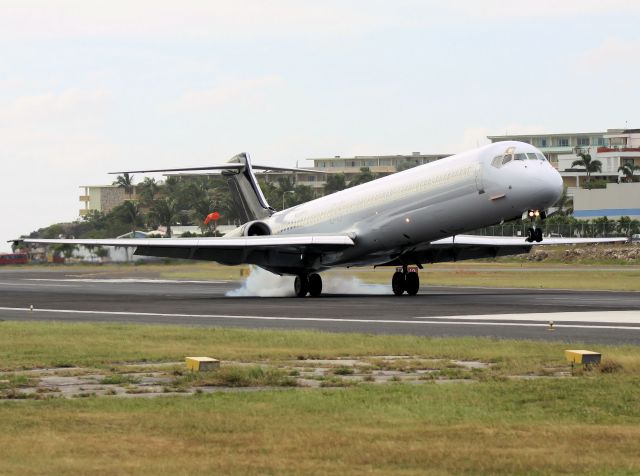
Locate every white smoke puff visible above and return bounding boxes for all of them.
[226,266,389,297]
[226,266,295,297]
[322,275,389,295]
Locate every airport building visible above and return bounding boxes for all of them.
[79,185,138,217]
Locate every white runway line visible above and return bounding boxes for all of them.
[0,281,74,287]
[1,307,640,330]
[24,278,229,284]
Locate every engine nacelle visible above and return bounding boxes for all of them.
[243,220,272,236]
[223,220,272,237]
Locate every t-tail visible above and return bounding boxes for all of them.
[223,153,275,222]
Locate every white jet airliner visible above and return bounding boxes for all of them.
[17,141,624,297]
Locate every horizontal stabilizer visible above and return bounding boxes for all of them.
[110,162,324,175]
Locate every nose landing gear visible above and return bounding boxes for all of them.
[525,209,546,243]
[526,227,543,243]
[392,266,420,296]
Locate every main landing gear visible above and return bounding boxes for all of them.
[392,266,420,296]
[294,273,322,297]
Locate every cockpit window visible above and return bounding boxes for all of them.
[526,153,538,160]
[501,154,513,165]
[514,153,527,161]
[491,155,503,168]
[536,153,546,161]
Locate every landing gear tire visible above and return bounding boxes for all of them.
[526,227,534,243]
[534,228,543,243]
[405,272,420,296]
[294,275,309,297]
[392,272,405,296]
[308,273,322,297]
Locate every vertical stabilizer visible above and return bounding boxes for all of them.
[223,153,275,222]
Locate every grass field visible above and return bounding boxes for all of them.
[2,322,640,474]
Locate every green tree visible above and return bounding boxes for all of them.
[553,187,573,216]
[149,198,179,237]
[137,177,159,205]
[349,167,376,187]
[291,184,315,206]
[52,243,77,260]
[113,172,135,199]
[324,173,347,195]
[277,176,295,193]
[571,152,602,187]
[113,201,143,236]
[617,164,640,183]
[95,246,110,262]
[617,216,640,237]
[192,197,217,233]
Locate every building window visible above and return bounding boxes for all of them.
[539,138,547,147]
[623,158,634,167]
[557,138,569,147]
[577,137,590,146]
[596,137,606,146]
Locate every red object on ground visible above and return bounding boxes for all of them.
[0,253,28,265]
[204,211,221,225]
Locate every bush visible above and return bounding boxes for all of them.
[333,366,354,375]
[599,359,623,374]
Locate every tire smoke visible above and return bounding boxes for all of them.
[226,266,389,297]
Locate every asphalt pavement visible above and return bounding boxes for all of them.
[1,267,639,344]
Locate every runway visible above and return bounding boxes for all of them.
[1,268,640,344]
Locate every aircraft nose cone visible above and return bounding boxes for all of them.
[536,168,563,208]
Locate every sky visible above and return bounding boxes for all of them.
[1,0,640,251]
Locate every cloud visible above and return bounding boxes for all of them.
[0,89,108,128]
[576,38,640,70]
[438,0,640,18]
[173,76,283,111]
[0,1,392,41]
[445,124,550,153]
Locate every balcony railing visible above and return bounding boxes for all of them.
[597,147,640,153]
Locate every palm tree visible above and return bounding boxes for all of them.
[571,152,602,187]
[137,177,159,204]
[113,172,135,199]
[192,197,217,234]
[617,164,640,183]
[120,201,142,236]
[324,174,347,195]
[149,198,178,237]
[553,187,573,216]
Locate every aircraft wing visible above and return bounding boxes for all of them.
[17,235,354,265]
[384,234,628,265]
[433,235,629,246]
